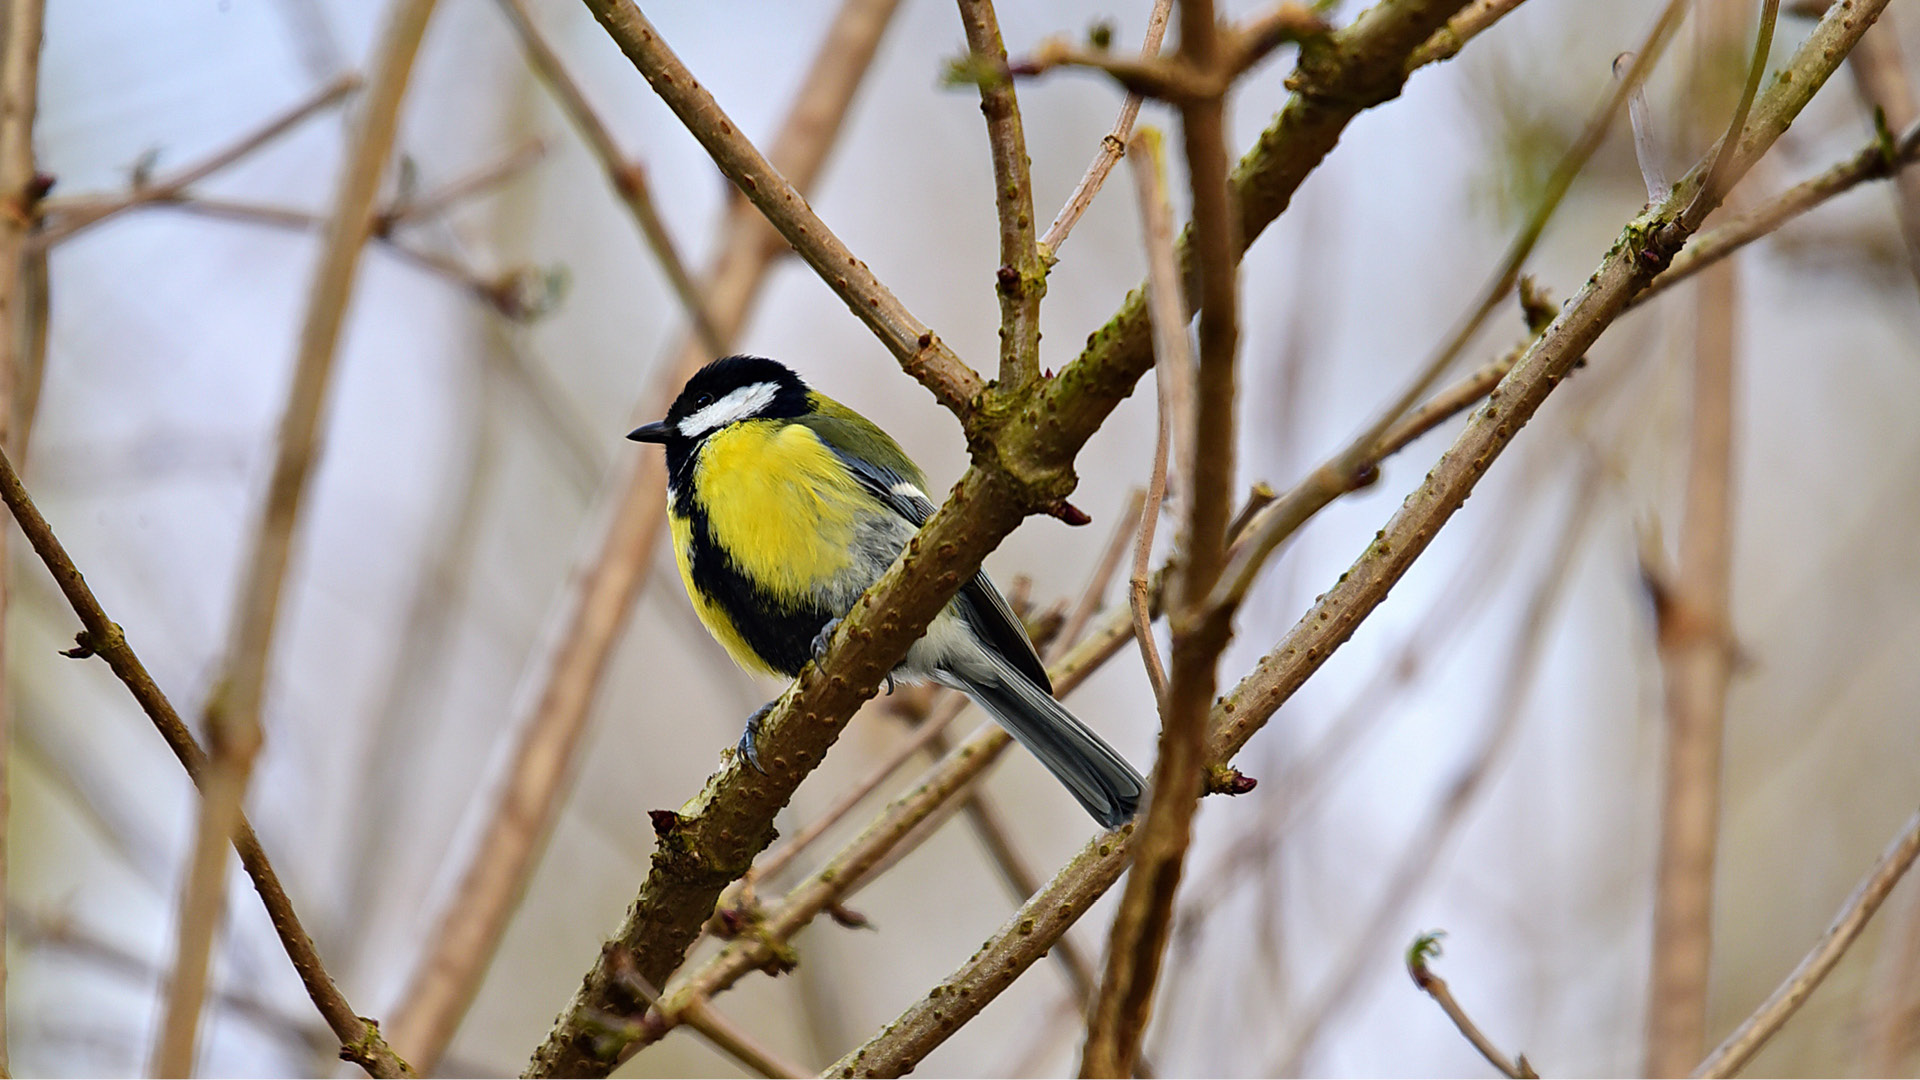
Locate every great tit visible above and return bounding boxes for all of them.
[627,355,1145,829]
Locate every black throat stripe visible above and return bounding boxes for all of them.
[675,466,836,678]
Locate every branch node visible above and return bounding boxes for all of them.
[1045,498,1092,526]
[1206,764,1257,796]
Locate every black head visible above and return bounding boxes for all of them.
[627,355,811,445]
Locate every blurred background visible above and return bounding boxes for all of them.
[9,0,1920,1075]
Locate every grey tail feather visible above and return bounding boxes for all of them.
[950,661,1144,830]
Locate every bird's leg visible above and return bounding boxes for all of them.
[737,701,774,774]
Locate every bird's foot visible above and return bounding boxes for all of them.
[810,617,843,664]
[737,700,774,774]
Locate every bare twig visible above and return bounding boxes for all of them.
[1406,0,1531,69]
[392,1,904,1071]
[15,906,330,1054]
[1859,874,1920,1075]
[1845,8,1920,297]
[379,136,547,229]
[0,447,412,1077]
[1217,0,1685,616]
[1126,127,1186,708]
[1275,466,1597,1073]
[958,0,1046,391]
[1694,807,1920,1078]
[579,0,984,415]
[1037,0,1173,260]
[1407,932,1538,1079]
[490,0,725,356]
[1686,0,1781,223]
[0,0,45,1067]
[34,72,360,247]
[153,3,436,1074]
[1085,0,1242,1070]
[1645,3,1765,1071]
[829,5,1887,1070]
[1637,116,1920,306]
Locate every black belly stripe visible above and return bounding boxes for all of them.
[679,488,835,677]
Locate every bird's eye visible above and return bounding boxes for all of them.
[694,393,715,408]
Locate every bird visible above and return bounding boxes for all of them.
[627,354,1145,829]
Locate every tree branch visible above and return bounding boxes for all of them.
[957,0,1046,391]
[577,0,984,415]
[1407,932,1538,1079]
[1694,807,1920,1078]
[1645,4,1770,1072]
[1037,0,1173,261]
[154,1,436,1074]
[0,0,45,1067]
[33,72,360,247]
[491,0,725,356]
[1844,7,1920,298]
[0,447,413,1078]
[1085,0,1245,1068]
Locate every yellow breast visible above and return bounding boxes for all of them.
[693,420,864,594]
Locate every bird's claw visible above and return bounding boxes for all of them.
[737,701,773,774]
[810,617,842,664]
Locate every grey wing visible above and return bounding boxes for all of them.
[823,445,1055,694]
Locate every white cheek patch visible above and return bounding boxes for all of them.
[678,382,779,438]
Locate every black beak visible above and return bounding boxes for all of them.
[627,420,672,443]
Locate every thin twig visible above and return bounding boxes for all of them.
[1638,116,1920,307]
[1214,0,1685,615]
[1694,807,1920,1078]
[1276,466,1598,1073]
[1129,458,1170,706]
[393,1,905,1072]
[829,5,1887,1070]
[491,0,725,356]
[1407,933,1538,1079]
[1645,4,1763,1070]
[153,3,436,1074]
[1061,488,1148,652]
[0,447,413,1077]
[1686,0,1781,223]
[958,0,1046,391]
[1845,7,1920,298]
[1406,0,1531,69]
[1037,0,1173,261]
[579,0,985,415]
[1085,0,1241,1070]
[750,693,970,889]
[1859,872,1920,1074]
[1126,127,1185,708]
[34,72,361,247]
[380,136,547,228]
[0,0,45,1067]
